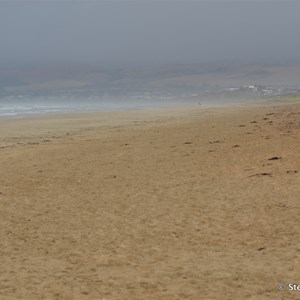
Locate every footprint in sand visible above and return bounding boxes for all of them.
[287,170,298,174]
[250,172,272,177]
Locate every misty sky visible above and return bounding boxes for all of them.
[1,1,300,68]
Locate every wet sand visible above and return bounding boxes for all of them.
[0,103,300,300]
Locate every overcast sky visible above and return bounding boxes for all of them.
[1,0,300,68]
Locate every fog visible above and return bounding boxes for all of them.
[1,1,300,117]
[1,1,300,67]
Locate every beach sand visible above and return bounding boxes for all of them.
[0,103,299,300]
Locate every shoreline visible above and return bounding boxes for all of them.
[0,100,202,121]
[0,100,287,147]
[0,104,203,148]
[0,96,282,121]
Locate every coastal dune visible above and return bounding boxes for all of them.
[0,103,299,299]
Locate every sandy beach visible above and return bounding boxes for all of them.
[0,103,300,300]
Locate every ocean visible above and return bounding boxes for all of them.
[0,100,170,119]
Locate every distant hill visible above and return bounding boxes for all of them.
[1,62,300,95]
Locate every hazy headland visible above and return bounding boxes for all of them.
[1,61,300,118]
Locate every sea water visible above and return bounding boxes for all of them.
[0,99,171,119]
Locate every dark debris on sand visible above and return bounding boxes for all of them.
[268,156,282,161]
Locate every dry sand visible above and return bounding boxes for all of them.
[0,103,300,300]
